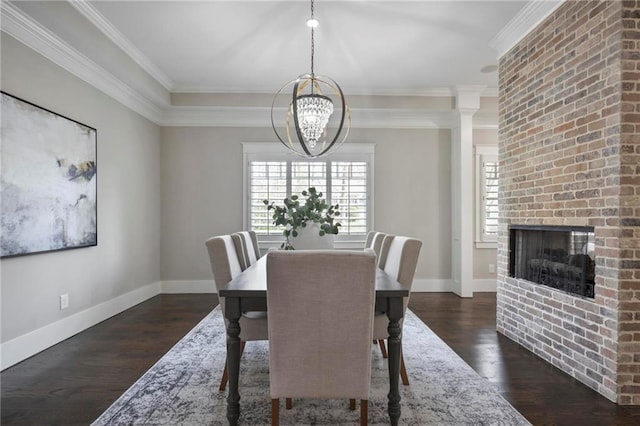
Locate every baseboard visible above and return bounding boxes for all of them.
[0,281,161,371]
[2,277,492,370]
[473,278,497,292]
[161,280,216,293]
[411,278,453,292]
[412,279,496,293]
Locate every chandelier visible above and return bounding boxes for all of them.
[271,0,350,158]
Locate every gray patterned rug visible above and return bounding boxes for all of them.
[92,307,530,425]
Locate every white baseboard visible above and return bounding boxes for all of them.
[411,279,496,293]
[1,281,161,371]
[161,280,216,294]
[2,277,495,370]
[412,279,453,292]
[473,278,497,292]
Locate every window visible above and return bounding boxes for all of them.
[475,146,499,248]
[244,143,374,249]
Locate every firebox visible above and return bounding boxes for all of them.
[509,225,595,298]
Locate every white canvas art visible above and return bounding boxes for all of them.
[1,92,97,257]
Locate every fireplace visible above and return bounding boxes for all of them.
[509,225,595,298]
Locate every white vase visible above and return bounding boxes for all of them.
[290,222,334,250]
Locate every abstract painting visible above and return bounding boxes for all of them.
[1,92,97,258]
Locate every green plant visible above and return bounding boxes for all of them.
[263,187,341,250]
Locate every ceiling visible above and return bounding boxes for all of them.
[2,0,563,126]
[66,0,539,96]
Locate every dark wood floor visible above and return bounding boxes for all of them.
[2,293,640,425]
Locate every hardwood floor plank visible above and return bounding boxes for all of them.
[408,293,640,426]
[1,294,217,426]
[2,293,640,425]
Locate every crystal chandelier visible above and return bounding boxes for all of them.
[271,0,350,158]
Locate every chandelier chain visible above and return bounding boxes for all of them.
[310,0,315,77]
[270,0,349,158]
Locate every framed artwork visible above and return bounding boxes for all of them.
[1,92,97,258]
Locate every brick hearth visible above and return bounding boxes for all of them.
[497,0,640,404]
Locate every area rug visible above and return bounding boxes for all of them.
[92,307,530,425]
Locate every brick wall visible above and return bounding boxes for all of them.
[619,0,640,405]
[497,0,640,404]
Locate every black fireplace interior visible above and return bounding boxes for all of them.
[509,225,595,298]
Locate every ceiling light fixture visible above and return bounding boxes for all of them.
[271,0,349,158]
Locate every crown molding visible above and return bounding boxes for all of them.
[489,0,565,58]
[68,0,174,91]
[1,2,497,130]
[171,85,499,99]
[353,109,454,129]
[161,106,458,129]
[1,1,163,123]
[161,106,269,127]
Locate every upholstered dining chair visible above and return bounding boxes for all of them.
[374,235,422,386]
[367,231,388,355]
[364,231,386,262]
[205,235,268,391]
[266,250,377,426]
[231,230,261,270]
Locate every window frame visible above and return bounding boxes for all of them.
[243,143,375,250]
[475,145,499,249]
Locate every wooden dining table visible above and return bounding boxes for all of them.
[218,253,409,425]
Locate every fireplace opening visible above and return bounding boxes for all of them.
[509,225,595,298]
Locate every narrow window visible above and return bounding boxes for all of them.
[475,146,499,248]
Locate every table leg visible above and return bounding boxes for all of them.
[226,317,241,425]
[387,318,402,426]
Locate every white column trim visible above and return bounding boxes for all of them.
[451,87,482,298]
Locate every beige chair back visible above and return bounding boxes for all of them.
[378,235,422,308]
[205,235,243,315]
[378,236,421,283]
[364,231,377,248]
[232,231,260,270]
[266,250,376,400]
[365,231,387,261]
[230,234,247,270]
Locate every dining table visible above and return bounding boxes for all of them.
[218,252,409,426]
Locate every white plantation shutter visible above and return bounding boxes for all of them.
[483,160,499,236]
[291,162,327,196]
[331,161,367,234]
[243,144,374,246]
[248,161,287,235]
[475,146,499,247]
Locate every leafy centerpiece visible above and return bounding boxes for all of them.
[263,187,341,250]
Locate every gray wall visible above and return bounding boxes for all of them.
[160,126,452,283]
[0,34,162,342]
[1,29,497,358]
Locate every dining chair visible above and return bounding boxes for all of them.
[364,231,386,261]
[266,250,377,426]
[231,230,261,270]
[374,235,422,386]
[367,231,388,355]
[205,235,268,391]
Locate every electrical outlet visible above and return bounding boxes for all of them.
[60,293,69,310]
[489,264,496,274]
